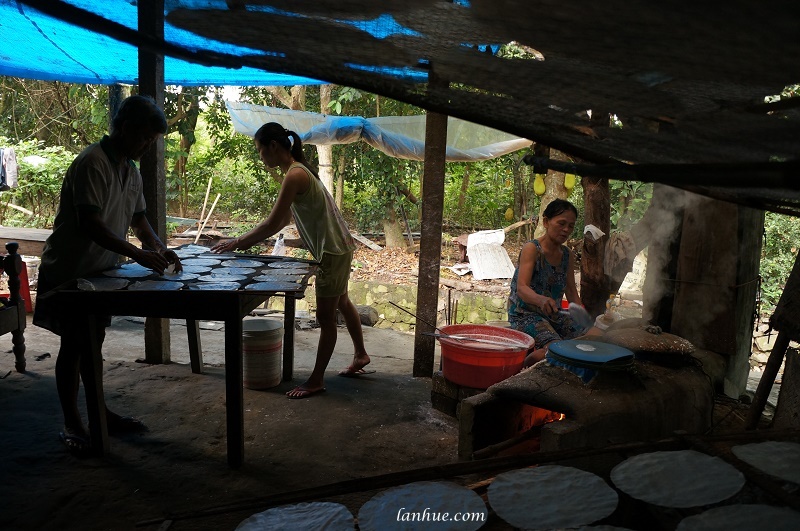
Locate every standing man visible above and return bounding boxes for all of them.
[33,95,182,457]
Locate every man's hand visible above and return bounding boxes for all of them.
[133,249,171,275]
[211,237,239,254]
[160,249,183,273]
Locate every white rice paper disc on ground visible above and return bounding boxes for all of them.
[610,450,745,508]
[245,281,304,292]
[174,249,201,258]
[731,441,800,484]
[488,465,618,529]
[236,501,353,531]
[198,273,248,282]
[77,278,129,291]
[223,259,265,268]
[127,280,183,291]
[676,504,800,530]
[187,281,241,291]
[358,481,487,531]
[103,268,153,278]
[181,265,212,274]
[181,258,221,267]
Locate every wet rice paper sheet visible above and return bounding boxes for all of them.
[731,441,800,484]
[358,481,487,531]
[245,281,303,292]
[127,280,184,291]
[237,502,353,531]
[186,281,242,291]
[677,504,800,530]
[610,450,745,508]
[488,465,618,529]
[77,277,130,291]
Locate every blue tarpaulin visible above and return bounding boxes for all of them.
[0,0,486,86]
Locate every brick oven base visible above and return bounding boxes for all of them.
[458,357,717,459]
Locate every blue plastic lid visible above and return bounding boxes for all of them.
[547,340,634,363]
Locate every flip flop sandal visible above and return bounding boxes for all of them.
[59,431,92,458]
[338,367,376,378]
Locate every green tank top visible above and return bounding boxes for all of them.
[289,162,355,260]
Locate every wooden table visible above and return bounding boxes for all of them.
[42,254,316,468]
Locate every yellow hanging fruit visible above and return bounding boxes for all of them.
[504,207,514,221]
[534,174,546,196]
[564,173,576,190]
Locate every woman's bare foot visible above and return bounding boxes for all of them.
[338,353,371,376]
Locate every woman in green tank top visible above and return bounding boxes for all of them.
[212,122,370,399]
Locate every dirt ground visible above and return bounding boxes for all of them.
[0,314,459,531]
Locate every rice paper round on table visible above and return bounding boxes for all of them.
[181,258,222,267]
[245,281,304,292]
[181,265,212,274]
[676,504,800,530]
[212,267,256,276]
[257,268,309,277]
[488,465,618,529]
[222,259,265,268]
[731,441,800,484]
[120,262,152,271]
[268,261,311,270]
[358,481,487,531]
[236,502,353,531]
[161,271,200,282]
[187,281,242,291]
[253,274,301,283]
[127,280,184,291]
[77,278,129,291]
[103,268,153,278]
[610,450,745,508]
[198,273,248,282]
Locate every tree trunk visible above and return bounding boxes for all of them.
[317,84,335,193]
[580,176,611,317]
[384,202,406,248]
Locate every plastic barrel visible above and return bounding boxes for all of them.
[242,318,283,389]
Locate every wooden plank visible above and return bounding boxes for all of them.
[350,231,382,251]
[0,227,52,257]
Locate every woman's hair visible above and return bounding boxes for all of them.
[111,95,168,135]
[542,198,578,220]
[254,122,318,178]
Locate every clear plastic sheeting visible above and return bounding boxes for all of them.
[226,102,532,162]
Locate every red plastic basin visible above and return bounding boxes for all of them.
[438,324,535,389]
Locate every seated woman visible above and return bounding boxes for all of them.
[508,199,599,366]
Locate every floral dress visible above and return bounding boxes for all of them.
[507,239,586,347]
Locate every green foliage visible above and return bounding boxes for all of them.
[760,212,800,315]
[443,158,515,229]
[0,137,73,227]
[609,180,653,230]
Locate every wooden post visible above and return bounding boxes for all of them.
[138,0,171,364]
[670,198,763,395]
[413,105,447,377]
[580,175,610,317]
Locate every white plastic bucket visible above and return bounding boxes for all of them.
[242,318,283,389]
